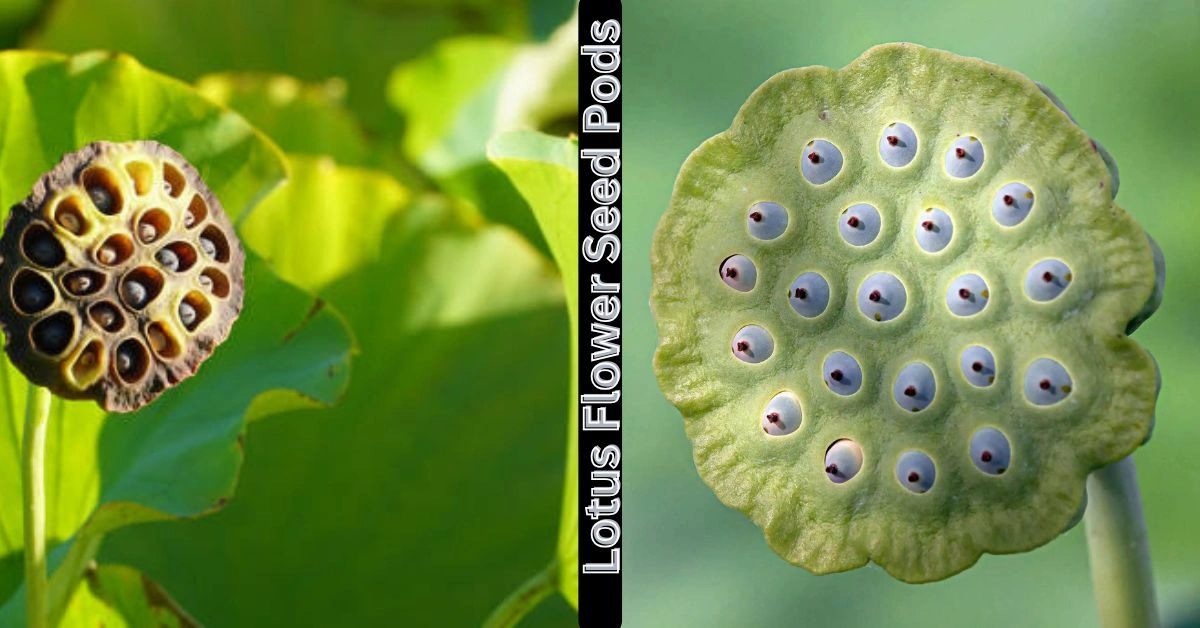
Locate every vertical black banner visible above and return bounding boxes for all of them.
[578,1,622,626]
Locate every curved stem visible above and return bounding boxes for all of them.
[1084,456,1159,628]
[482,561,558,628]
[22,385,51,628]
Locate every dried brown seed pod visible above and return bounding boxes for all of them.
[0,141,245,412]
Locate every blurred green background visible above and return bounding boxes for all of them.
[624,1,1200,627]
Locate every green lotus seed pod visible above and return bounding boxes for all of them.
[651,43,1160,583]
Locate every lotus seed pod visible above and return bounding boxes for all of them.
[652,43,1161,583]
[800,139,842,185]
[822,351,863,396]
[944,135,984,178]
[857,272,906,322]
[719,255,757,292]
[969,427,1011,475]
[892,362,936,412]
[946,273,990,317]
[731,325,773,364]
[878,122,918,167]
[1024,259,1072,302]
[1023,357,1073,406]
[788,272,831,318]
[992,183,1035,227]
[761,392,802,436]
[915,207,953,253]
[0,141,245,412]
[839,203,881,247]
[824,439,864,484]
[747,201,788,240]
[896,450,936,493]
[960,345,997,388]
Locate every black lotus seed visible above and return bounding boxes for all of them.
[981,451,993,462]
[749,211,762,222]
[971,361,983,373]
[27,237,62,266]
[903,385,917,397]
[735,340,749,352]
[117,349,132,374]
[1039,379,1052,390]
[89,187,112,211]
[908,472,920,483]
[123,280,148,307]
[958,288,971,299]
[795,288,807,299]
[869,290,881,302]
[179,301,197,327]
[156,248,180,271]
[17,280,52,312]
[830,369,843,382]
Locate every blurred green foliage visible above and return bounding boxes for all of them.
[624,1,1200,627]
[1,0,580,625]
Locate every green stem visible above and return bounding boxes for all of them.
[22,385,51,628]
[1084,456,1159,628]
[482,561,558,628]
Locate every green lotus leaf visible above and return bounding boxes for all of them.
[650,43,1159,583]
[488,130,579,608]
[387,13,577,254]
[98,166,572,626]
[196,74,376,168]
[27,0,527,132]
[59,564,198,627]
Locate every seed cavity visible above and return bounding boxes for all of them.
[788,272,831,318]
[1024,357,1073,406]
[858,272,906,322]
[823,351,863,396]
[731,325,774,364]
[22,224,67,268]
[893,362,936,412]
[970,427,1011,475]
[915,207,953,253]
[30,311,75,356]
[62,269,105,297]
[179,291,213,331]
[54,196,89,236]
[88,301,125,333]
[719,255,757,292]
[120,267,165,310]
[114,338,150,383]
[82,167,123,215]
[960,345,997,387]
[162,163,186,199]
[896,451,936,493]
[878,122,918,167]
[946,273,990,317]
[137,208,171,244]
[800,139,843,185]
[761,392,802,436]
[200,268,231,298]
[13,270,56,314]
[839,203,881,247]
[746,201,788,240]
[95,233,135,266]
[945,135,985,178]
[825,439,864,484]
[1025,259,1072,302]
[992,182,1035,227]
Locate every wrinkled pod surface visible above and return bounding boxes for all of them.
[0,140,244,412]
[650,43,1162,583]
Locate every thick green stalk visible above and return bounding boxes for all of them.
[1084,456,1159,628]
[22,385,52,628]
